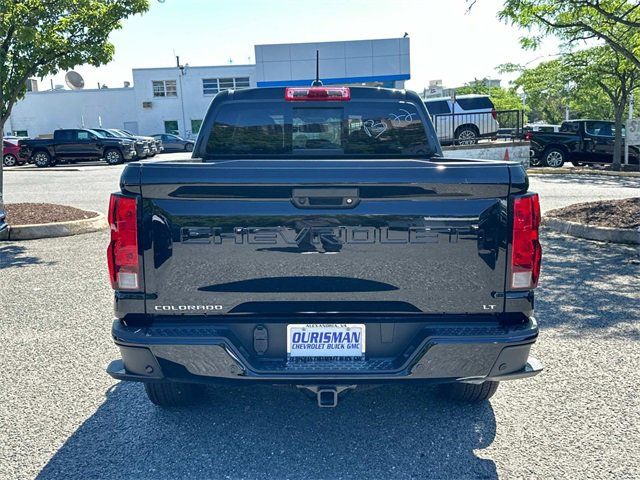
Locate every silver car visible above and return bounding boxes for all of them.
[151,133,194,153]
[424,95,500,145]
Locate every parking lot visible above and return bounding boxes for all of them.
[1,165,639,479]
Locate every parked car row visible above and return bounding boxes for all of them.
[5,128,195,168]
[91,128,162,160]
[527,119,639,167]
[17,129,138,167]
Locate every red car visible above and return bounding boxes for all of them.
[3,139,23,166]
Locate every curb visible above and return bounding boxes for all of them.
[542,216,640,245]
[0,211,108,241]
[5,166,95,172]
[528,168,640,178]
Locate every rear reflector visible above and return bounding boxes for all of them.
[107,194,140,290]
[285,86,351,101]
[510,194,542,289]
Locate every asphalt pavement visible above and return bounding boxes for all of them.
[1,163,639,479]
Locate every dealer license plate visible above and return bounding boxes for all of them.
[287,324,366,358]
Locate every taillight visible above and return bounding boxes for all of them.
[491,108,497,120]
[524,131,533,141]
[510,194,542,289]
[107,194,140,290]
[285,86,350,101]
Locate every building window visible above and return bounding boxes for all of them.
[191,119,203,134]
[202,79,219,95]
[234,77,250,88]
[164,120,179,135]
[218,78,234,90]
[153,80,177,97]
[202,77,251,95]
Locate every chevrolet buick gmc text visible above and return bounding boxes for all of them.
[106,86,543,408]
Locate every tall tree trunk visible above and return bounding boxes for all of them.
[612,107,624,171]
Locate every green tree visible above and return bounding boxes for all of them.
[0,0,149,198]
[504,59,613,124]
[564,47,639,170]
[507,47,639,170]
[496,0,640,70]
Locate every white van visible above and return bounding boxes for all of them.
[424,95,500,145]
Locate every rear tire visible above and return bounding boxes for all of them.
[3,154,17,167]
[441,381,499,403]
[543,148,565,168]
[144,382,204,407]
[455,126,478,145]
[33,151,52,168]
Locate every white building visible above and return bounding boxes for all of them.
[6,37,410,139]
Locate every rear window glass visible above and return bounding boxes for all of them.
[456,97,494,111]
[206,101,433,157]
[424,100,451,115]
[560,122,578,133]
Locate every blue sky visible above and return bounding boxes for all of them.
[44,0,559,92]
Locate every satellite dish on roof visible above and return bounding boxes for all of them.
[65,71,85,90]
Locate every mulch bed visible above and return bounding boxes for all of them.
[5,203,98,225]
[547,197,640,230]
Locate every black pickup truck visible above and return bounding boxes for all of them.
[19,128,136,167]
[106,86,543,408]
[528,119,640,167]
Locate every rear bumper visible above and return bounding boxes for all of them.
[107,318,542,385]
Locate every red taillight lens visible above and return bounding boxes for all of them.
[491,108,497,120]
[510,194,542,289]
[524,131,533,141]
[107,194,140,290]
[285,86,351,101]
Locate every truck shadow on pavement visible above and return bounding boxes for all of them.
[37,382,497,479]
[0,245,52,269]
[537,230,640,339]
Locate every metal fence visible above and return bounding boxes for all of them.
[430,109,524,146]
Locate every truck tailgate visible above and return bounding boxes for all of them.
[139,159,512,316]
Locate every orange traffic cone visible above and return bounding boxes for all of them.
[503,148,510,161]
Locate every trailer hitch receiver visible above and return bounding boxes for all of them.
[298,385,356,408]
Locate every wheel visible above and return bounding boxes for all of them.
[104,148,124,165]
[3,154,17,167]
[184,143,194,152]
[441,381,499,403]
[543,148,565,168]
[33,151,52,168]
[529,155,544,167]
[144,382,204,407]
[455,126,478,145]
